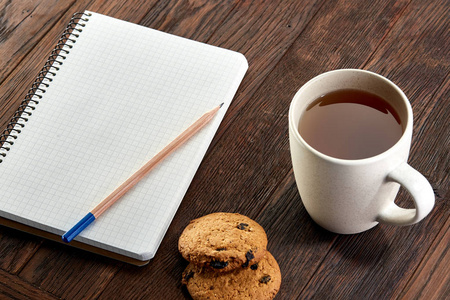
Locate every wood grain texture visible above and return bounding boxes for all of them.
[18,242,121,300]
[0,0,448,299]
[0,0,75,84]
[139,0,239,41]
[0,227,42,274]
[399,216,450,300]
[0,269,57,300]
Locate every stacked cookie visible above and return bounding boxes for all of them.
[178,213,281,300]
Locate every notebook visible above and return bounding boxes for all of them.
[0,11,248,265]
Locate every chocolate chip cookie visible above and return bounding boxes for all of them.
[178,213,268,272]
[182,251,281,300]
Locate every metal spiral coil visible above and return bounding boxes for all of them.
[0,12,91,163]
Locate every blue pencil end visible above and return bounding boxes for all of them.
[62,212,96,243]
[62,235,70,243]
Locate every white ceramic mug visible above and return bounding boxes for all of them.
[288,69,434,234]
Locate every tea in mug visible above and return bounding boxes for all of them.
[298,89,403,159]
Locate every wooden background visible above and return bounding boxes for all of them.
[0,0,448,299]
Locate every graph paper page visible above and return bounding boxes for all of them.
[0,11,248,261]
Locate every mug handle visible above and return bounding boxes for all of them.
[377,162,435,226]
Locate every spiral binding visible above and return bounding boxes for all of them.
[0,12,92,163]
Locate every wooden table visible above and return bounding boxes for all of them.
[0,0,448,299]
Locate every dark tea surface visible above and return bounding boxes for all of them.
[298,89,403,159]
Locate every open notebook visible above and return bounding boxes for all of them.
[0,11,247,265]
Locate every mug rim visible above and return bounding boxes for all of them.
[289,69,413,165]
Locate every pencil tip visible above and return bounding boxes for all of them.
[219,102,224,108]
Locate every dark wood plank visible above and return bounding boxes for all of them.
[399,216,450,300]
[139,0,239,41]
[0,0,76,84]
[409,76,450,202]
[86,0,158,22]
[0,227,42,274]
[396,78,450,299]
[18,242,121,300]
[0,268,58,300]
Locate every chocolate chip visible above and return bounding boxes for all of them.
[260,275,271,284]
[215,247,227,251]
[250,263,258,270]
[246,250,255,260]
[242,250,255,268]
[209,286,214,290]
[237,223,249,230]
[210,260,229,269]
[184,271,194,283]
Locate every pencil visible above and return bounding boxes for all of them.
[62,103,224,243]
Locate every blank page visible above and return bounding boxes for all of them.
[0,11,247,261]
